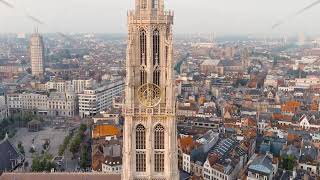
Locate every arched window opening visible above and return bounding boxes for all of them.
[165,46,168,66]
[136,124,146,149]
[152,0,159,9]
[154,124,164,172]
[153,29,160,66]
[141,0,147,9]
[154,124,164,150]
[140,30,147,66]
[140,68,147,85]
[136,124,146,172]
[153,68,160,86]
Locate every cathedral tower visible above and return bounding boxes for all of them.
[122,0,178,179]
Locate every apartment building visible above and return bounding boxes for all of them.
[46,79,95,94]
[79,80,124,118]
[72,79,95,94]
[47,92,77,117]
[46,80,72,93]
[7,92,77,117]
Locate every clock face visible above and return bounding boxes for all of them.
[137,83,162,107]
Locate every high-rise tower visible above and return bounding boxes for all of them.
[30,30,45,77]
[122,0,178,179]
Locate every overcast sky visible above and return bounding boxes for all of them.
[0,0,320,36]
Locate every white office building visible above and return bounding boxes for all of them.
[46,79,95,94]
[79,80,124,118]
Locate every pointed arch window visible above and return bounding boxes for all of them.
[153,29,160,66]
[165,46,168,66]
[141,0,147,9]
[140,29,147,66]
[152,0,159,9]
[136,124,146,172]
[153,68,160,86]
[136,124,146,149]
[154,124,164,149]
[154,124,164,172]
[140,67,147,85]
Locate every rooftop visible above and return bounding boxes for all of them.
[0,135,24,172]
[248,154,273,175]
[92,124,120,139]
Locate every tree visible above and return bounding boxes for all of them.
[69,124,87,156]
[79,124,87,132]
[79,145,90,169]
[69,135,81,155]
[58,134,71,156]
[282,155,295,171]
[31,154,56,172]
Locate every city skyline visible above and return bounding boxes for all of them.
[0,0,320,36]
[1,0,320,179]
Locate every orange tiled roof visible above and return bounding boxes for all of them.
[199,96,206,105]
[242,118,257,127]
[272,114,293,121]
[179,136,199,154]
[180,136,193,147]
[310,103,319,111]
[243,128,257,139]
[281,101,300,113]
[92,124,120,139]
[287,133,301,146]
[92,158,103,171]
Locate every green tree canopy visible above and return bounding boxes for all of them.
[31,154,56,172]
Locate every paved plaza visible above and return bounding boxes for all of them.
[11,126,69,166]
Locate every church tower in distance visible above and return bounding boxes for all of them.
[122,0,178,179]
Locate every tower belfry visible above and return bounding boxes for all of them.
[122,0,178,180]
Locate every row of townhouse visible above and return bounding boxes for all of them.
[7,91,77,117]
[180,130,256,180]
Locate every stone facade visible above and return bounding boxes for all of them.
[47,92,77,117]
[7,92,77,117]
[122,0,178,179]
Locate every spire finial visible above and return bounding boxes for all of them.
[33,26,39,34]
